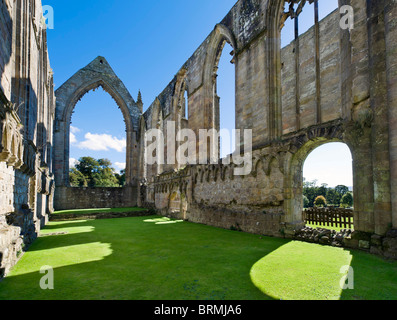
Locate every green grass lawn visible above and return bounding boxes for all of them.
[52,207,147,216]
[305,223,354,232]
[0,216,396,300]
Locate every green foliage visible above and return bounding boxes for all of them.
[335,185,349,196]
[340,192,354,208]
[69,167,88,187]
[70,157,124,187]
[303,179,351,208]
[314,195,327,207]
[303,195,310,208]
[115,169,126,187]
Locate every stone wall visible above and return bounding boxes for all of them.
[54,186,138,211]
[0,162,15,216]
[0,0,55,277]
[142,0,397,259]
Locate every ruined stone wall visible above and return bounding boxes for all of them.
[143,0,397,258]
[54,186,138,211]
[281,9,344,134]
[52,56,143,212]
[0,0,55,277]
[384,0,397,231]
[0,162,15,216]
[143,2,348,180]
[0,0,13,100]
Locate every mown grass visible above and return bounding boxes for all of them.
[306,223,354,232]
[0,216,396,300]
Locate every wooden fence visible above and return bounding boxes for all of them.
[303,207,354,229]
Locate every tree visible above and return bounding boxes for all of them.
[326,188,337,206]
[69,167,88,187]
[93,158,119,187]
[335,185,349,196]
[70,157,121,187]
[115,169,126,187]
[314,195,327,207]
[318,183,328,198]
[303,180,319,208]
[340,192,354,208]
[303,195,310,208]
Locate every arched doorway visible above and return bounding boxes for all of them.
[302,142,354,230]
[283,125,356,231]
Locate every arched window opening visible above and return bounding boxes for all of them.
[280,0,339,134]
[302,142,354,231]
[183,89,188,120]
[216,42,236,159]
[69,87,127,188]
[281,0,339,48]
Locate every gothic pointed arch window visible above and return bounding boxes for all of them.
[217,41,236,158]
[68,87,127,188]
[204,25,237,162]
[279,0,339,135]
[183,89,189,120]
[280,0,339,47]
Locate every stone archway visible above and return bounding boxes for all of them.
[284,135,350,230]
[53,56,142,210]
[202,24,237,134]
[282,121,380,236]
[53,56,142,188]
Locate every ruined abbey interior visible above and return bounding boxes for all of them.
[1,0,397,276]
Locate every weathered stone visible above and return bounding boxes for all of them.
[1,0,397,281]
[359,240,371,250]
[0,0,55,277]
[319,236,330,245]
[371,234,383,247]
[138,0,397,261]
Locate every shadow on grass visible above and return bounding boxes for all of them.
[339,250,397,300]
[0,216,288,300]
[250,240,397,300]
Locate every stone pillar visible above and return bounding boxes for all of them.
[385,0,397,229]
[367,1,392,235]
[53,119,67,186]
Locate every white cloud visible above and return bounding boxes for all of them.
[77,133,126,153]
[70,126,81,134]
[69,158,78,168]
[114,162,126,171]
[70,132,77,144]
[70,126,81,145]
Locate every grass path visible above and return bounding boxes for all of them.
[0,216,396,300]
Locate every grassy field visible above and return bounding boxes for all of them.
[0,216,396,300]
[305,222,354,232]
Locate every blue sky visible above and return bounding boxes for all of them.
[44,0,351,187]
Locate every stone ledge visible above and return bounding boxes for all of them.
[50,210,150,222]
